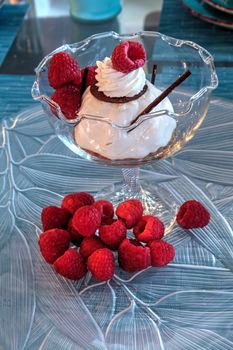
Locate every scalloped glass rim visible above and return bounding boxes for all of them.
[31,31,218,128]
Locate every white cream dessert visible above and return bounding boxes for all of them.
[74,52,176,160]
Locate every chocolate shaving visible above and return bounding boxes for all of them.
[151,64,157,85]
[129,70,191,128]
[90,84,148,103]
[80,67,88,95]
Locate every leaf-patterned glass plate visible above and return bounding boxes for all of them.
[1,100,233,349]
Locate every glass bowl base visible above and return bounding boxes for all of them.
[96,181,178,235]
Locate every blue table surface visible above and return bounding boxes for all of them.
[0,4,29,66]
[0,75,35,120]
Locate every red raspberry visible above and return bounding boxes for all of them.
[61,192,94,215]
[51,84,81,120]
[48,52,81,88]
[72,206,101,237]
[41,206,71,231]
[133,215,164,243]
[176,200,210,229]
[38,228,70,264]
[111,41,146,73]
[101,217,115,226]
[118,239,151,272]
[116,199,143,229]
[87,248,114,281]
[148,240,175,267]
[79,235,105,259]
[81,66,97,92]
[54,248,87,280]
[93,200,114,222]
[99,220,126,250]
[67,219,83,246]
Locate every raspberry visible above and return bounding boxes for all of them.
[93,200,114,222]
[148,240,175,267]
[111,41,146,73]
[67,219,83,246]
[176,200,210,229]
[72,205,101,237]
[48,52,81,88]
[87,248,114,281]
[38,228,70,264]
[41,206,71,231]
[81,66,97,92]
[51,84,81,120]
[116,199,143,229]
[61,192,94,215]
[79,235,105,259]
[133,215,164,243]
[118,239,151,272]
[54,248,87,280]
[101,217,115,226]
[99,220,126,250]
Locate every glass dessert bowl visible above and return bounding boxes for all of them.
[32,31,218,232]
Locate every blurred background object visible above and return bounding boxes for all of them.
[8,0,27,3]
[69,0,122,22]
[182,0,233,29]
[0,0,162,74]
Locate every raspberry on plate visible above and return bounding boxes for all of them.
[99,219,126,250]
[48,52,81,88]
[61,192,94,215]
[176,200,210,229]
[38,228,70,264]
[93,200,114,221]
[41,205,71,231]
[67,219,83,246]
[133,215,164,243]
[51,84,81,120]
[72,205,101,237]
[81,66,97,92]
[116,199,143,229]
[87,248,114,281]
[54,248,87,280]
[111,41,146,73]
[80,235,105,259]
[148,240,175,267]
[101,217,115,226]
[118,238,151,272]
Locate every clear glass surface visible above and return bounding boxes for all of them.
[1,99,233,349]
[32,31,218,167]
[31,31,218,224]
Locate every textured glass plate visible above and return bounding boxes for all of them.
[1,98,233,349]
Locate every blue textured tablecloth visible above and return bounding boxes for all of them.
[158,0,233,100]
[0,4,29,66]
[0,75,35,120]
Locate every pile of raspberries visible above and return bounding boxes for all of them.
[48,40,147,120]
[48,52,97,119]
[38,192,210,282]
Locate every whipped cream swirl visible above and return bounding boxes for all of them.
[95,57,146,98]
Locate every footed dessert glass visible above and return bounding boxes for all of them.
[32,31,218,231]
